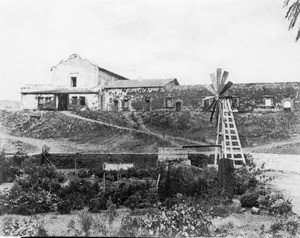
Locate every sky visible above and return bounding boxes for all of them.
[0,0,300,101]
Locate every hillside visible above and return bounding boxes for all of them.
[75,110,300,148]
[0,110,172,153]
[0,109,299,154]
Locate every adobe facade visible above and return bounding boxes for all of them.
[21,54,300,112]
[21,54,183,112]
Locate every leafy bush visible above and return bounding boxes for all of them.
[234,166,258,195]
[88,193,107,213]
[124,189,159,209]
[2,217,48,237]
[0,185,59,215]
[0,162,65,215]
[158,165,218,201]
[268,216,300,237]
[57,200,72,214]
[0,150,27,183]
[58,178,100,211]
[66,208,107,236]
[240,190,260,208]
[119,202,212,237]
[258,190,293,215]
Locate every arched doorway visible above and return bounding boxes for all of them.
[175,101,182,112]
[283,100,292,112]
[114,100,119,111]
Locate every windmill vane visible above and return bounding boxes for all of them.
[204,68,245,167]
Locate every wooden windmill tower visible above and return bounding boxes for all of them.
[204,68,245,167]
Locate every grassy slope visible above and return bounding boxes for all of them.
[73,110,300,148]
[0,110,171,153]
[1,110,299,152]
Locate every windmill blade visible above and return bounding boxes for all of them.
[216,68,222,90]
[219,81,233,96]
[219,71,229,91]
[204,84,216,95]
[215,102,220,125]
[210,99,219,122]
[210,73,218,93]
[204,98,216,113]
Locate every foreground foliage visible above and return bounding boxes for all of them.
[119,200,212,237]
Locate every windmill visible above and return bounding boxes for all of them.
[204,68,245,167]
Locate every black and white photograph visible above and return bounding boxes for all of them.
[1,0,300,237]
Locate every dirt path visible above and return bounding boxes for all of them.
[264,171,300,215]
[250,153,300,215]
[244,134,300,154]
[61,111,208,147]
[0,131,94,154]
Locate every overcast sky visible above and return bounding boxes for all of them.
[0,0,299,100]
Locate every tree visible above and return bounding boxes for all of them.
[284,0,300,41]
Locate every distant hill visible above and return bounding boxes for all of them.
[0,100,21,110]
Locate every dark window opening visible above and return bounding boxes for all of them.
[175,101,182,112]
[71,96,77,105]
[123,100,129,109]
[114,100,119,111]
[165,98,173,108]
[38,97,45,106]
[80,97,85,106]
[71,77,77,87]
[45,97,52,104]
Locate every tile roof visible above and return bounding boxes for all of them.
[105,78,179,89]
[98,67,129,80]
[21,88,98,94]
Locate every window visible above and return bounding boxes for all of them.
[45,97,52,104]
[38,97,45,106]
[71,96,77,105]
[80,97,85,106]
[71,77,77,87]
[123,100,129,108]
[165,98,173,108]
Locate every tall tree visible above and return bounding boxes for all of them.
[284,0,300,41]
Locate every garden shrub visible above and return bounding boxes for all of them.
[240,190,260,208]
[0,185,59,215]
[66,208,107,236]
[88,193,107,212]
[258,190,293,215]
[267,216,300,237]
[0,151,25,183]
[118,202,212,237]
[158,165,216,201]
[234,166,258,195]
[58,178,100,211]
[124,189,159,209]
[2,217,48,237]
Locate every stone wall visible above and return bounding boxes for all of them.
[26,153,213,169]
[103,84,183,111]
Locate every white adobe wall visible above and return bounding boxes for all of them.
[51,55,100,89]
[21,94,38,110]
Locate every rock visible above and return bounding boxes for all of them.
[251,207,260,214]
[241,208,247,213]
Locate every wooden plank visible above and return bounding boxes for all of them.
[158,147,188,161]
